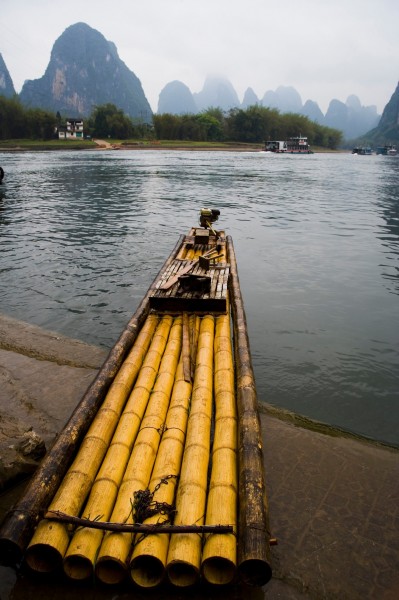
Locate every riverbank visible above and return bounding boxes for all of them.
[0,312,398,599]
[0,139,343,152]
[0,139,263,152]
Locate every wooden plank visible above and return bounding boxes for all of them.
[159,260,197,290]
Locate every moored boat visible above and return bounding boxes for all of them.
[286,136,314,154]
[352,146,373,155]
[0,210,272,590]
[376,144,397,156]
[264,135,313,154]
[264,140,287,153]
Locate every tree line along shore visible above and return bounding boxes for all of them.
[0,96,343,149]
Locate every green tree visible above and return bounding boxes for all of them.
[88,103,133,139]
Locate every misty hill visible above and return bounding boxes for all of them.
[324,96,379,139]
[301,99,324,124]
[262,85,303,114]
[158,77,380,139]
[355,82,399,146]
[19,23,152,121]
[0,53,16,98]
[157,80,197,114]
[242,87,260,108]
[193,76,241,112]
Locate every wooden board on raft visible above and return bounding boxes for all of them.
[149,231,230,313]
[149,259,229,313]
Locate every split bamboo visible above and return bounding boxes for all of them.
[201,311,237,585]
[0,234,184,566]
[129,343,196,588]
[24,314,160,574]
[61,316,174,580]
[226,236,272,586]
[166,315,215,588]
[94,316,182,585]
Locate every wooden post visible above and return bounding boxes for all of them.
[226,235,272,587]
[0,235,184,566]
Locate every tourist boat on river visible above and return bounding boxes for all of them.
[352,146,373,155]
[376,144,397,156]
[264,135,313,154]
[0,209,272,590]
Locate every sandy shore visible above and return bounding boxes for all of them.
[0,312,398,599]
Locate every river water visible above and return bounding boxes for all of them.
[0,149,398,449]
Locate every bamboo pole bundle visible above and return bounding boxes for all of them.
[166,315,215,588]
[226,236,272,586]
[23,314,160,574]
[0,235,184,566]
[61,315,174,580]
[129,341,196,588]
[201,312,237,585]
[94,316,182,585]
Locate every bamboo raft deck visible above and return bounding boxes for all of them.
[0,222,272,589]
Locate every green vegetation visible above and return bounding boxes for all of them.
[154,105,343,149]
[0,95,342,149]
[0,138,96,149]
[0,96,57,140]
[87,103,151,139]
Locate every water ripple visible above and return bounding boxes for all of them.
[0,149,398,445]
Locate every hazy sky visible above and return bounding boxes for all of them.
[1,0,398,114]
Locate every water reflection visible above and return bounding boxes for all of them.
[0,150,398,445]
[375,158,399,294]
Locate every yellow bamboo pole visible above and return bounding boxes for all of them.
[129,352,195,588]
[184,247,196,260]
[201,312,237,585]
[190,314,200,381]
[61,316,174,580]
[24,314,159,574]
[166,315,215,588]
[95,316,182,585]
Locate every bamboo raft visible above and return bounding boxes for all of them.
[0,211,272,589]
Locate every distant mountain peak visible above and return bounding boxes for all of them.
[19,22,152,120]
[157,80,197,114]
[193,76,240,111]
[0,53,16,98]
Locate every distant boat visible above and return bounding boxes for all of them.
[352,146,373,155]
[263,140,287,153]
[264,136,313,154]
[376,144,397,156]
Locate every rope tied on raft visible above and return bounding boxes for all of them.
[43,510,233,534]
[132,475,178,524]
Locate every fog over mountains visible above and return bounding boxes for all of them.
[0,22,394,140]
[158,77,380,140]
